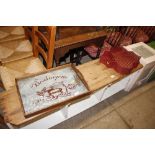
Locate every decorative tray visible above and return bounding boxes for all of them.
[16,64,90,117]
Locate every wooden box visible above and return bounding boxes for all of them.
[16,64,90,117]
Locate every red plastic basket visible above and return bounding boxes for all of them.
[100,47,140,75]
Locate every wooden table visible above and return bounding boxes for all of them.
[0,59,143,128]
[54,28,107,65]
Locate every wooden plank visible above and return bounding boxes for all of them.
[56,26,102,40]
[0,59,142,127]
[77,59,143,91]
[77,60,121,91]
[55,30,107,49]
[0,87,63,127]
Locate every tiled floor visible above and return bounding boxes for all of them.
[53,80,155,129]
[84,111,129,129]
[114,87,155,129]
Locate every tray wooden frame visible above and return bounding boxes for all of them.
[15,63,90,117]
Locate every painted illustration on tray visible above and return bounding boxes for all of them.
[17,66,88,116]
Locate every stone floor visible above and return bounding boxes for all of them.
[52,80,155,129]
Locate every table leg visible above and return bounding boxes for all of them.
[76,50,82,65]
[55,60,59,66]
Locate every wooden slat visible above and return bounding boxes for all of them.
[36,45,47,62]
[35,31,49,48]
[56,26,101,40]
[77,59,143,92]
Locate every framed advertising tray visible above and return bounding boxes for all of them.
[16,64,90,117]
